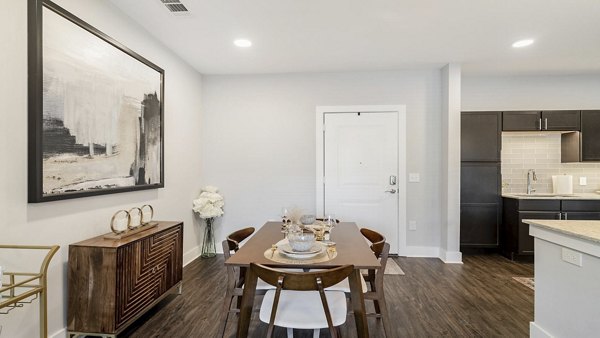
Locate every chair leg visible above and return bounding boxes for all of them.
[377,292,393,338]
[287,327,294,338]
[312,328,319,338]
[217,292,233,338]
[373,298,381,315]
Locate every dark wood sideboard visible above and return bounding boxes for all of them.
[67,221,183,337]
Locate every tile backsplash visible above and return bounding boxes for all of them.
[501,133,600,194]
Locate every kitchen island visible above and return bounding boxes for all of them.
[524,219,600,338]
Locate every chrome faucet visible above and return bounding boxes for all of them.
[527,169,537,195]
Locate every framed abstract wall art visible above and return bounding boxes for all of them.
[28,0,164,202]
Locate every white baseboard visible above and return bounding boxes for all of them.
[50,328,66,338]
[404,245,440,258]
[439,249,463,264]
[402,246,463,264]
[530,322,553,338]
[183,245,225,266]
[183,245,201,266]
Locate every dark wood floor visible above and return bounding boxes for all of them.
[121,254,533,338]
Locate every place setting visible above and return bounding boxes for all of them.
[265,209,338,264]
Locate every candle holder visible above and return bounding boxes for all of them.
[104,206,159,240]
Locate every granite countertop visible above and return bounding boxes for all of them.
[502,192,600,200]
[524,219,600,243]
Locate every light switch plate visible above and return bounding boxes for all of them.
[580,177,587,186]
[561,247,583,267]
[408,220,417,231]
[408,173,420,183]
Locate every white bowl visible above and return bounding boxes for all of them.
[288,231,316,252]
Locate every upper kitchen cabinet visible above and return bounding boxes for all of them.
[502,111,541,131]
[541,110,580,131]
[503,110,581,131]
[562,110,600,162]
[461,111,501,161]
[581,110,600,161]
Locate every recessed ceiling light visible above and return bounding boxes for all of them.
[234,39,252,48]
[512,39,534,48]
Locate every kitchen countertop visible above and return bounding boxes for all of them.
[524,219,600,244]
[502,192,600,200]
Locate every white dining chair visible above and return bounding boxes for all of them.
[252,263,354,338]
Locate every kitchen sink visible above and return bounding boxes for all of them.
[511,193,576,197]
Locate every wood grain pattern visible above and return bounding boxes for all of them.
[67,221,183,335]
[120,254,533,338]
[67,246,117,333]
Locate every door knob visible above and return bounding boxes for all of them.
[385,189,397,194]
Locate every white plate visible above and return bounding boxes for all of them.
[279,243,322,255]
[279,245,323,259]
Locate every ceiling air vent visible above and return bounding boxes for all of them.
[160,0,189,14]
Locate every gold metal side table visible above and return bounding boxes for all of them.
[0,245,60,338]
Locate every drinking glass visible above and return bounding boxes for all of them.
[325,213,336,240]
[325,214,336,227]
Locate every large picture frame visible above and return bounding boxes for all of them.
[28,0,165,203]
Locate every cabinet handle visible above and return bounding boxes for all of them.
[557,212,562,220]
[539,118,542,131]
[563,212,568,220]
[544,118,548,130]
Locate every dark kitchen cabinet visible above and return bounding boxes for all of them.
[460,204,500,246]
[561,200,600,219]
[461,111,502,249]
[517,212,559,255]
[502,198,560,260]
[461,112,501,161]
[542,110,580,131]
[562,212,600,220]
[503,110,580,131]
[581,110,600,161]
[502,197,600,260]
[461,163,500,204]
[502,111,541,131]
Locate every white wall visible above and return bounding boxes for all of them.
[201,70,443,255]
[0,1,203,337]
[440,64,462,263]
[462,74,600,111]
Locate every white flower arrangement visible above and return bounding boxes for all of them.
[193,186,224,219]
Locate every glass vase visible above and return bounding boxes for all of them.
[201,217,217,258]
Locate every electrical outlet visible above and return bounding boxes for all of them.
[561,248,583,267]
[408,173,420,183]
[580,177,587,186]
[408,220,417,231]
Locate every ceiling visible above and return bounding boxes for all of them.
[108,0,600,75]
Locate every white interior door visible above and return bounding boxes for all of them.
[324,112,399,253]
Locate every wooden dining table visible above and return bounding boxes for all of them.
[225,221,380,338]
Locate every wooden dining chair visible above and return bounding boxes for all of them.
[360,228,393,338]
[253,263,354,338]
[218,227,272,338]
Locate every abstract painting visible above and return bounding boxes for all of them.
[28,0,164,202]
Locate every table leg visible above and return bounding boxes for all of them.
[236,266,257,338]
[349,269,369,338]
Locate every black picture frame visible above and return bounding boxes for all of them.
[28,0,164,203]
